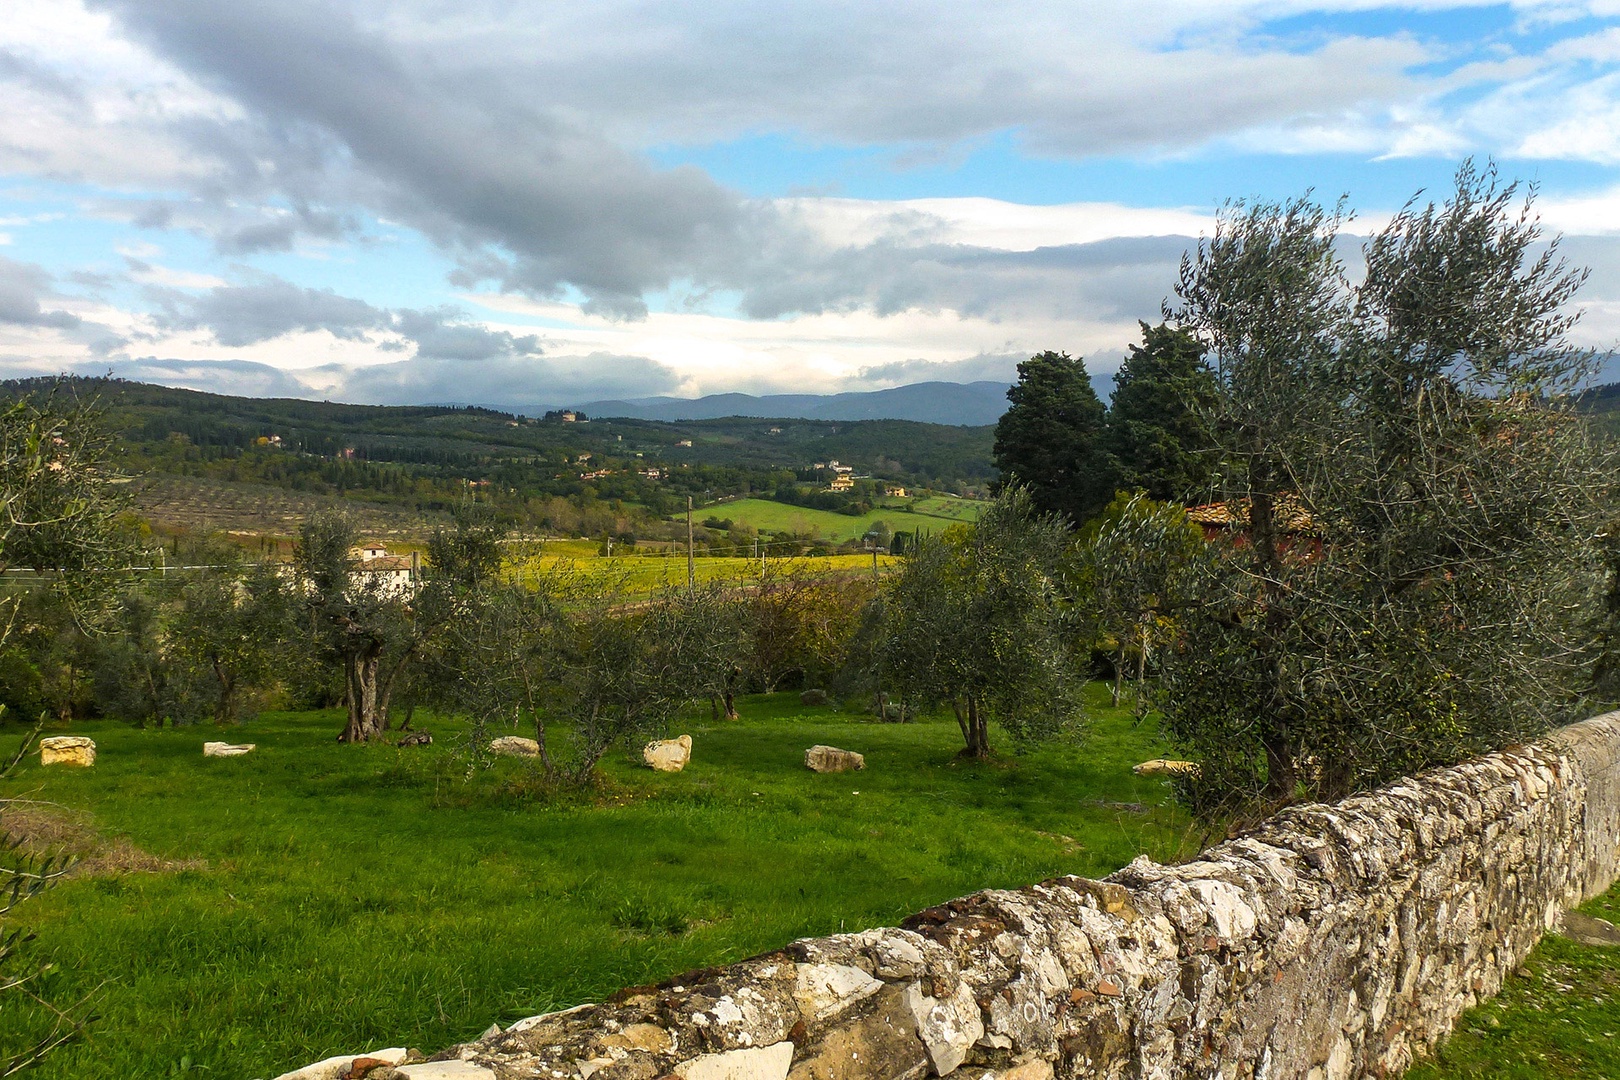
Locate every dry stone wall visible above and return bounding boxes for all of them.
[276,712,1620,1080]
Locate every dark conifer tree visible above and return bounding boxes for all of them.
[1104,322,1219,503]
[992,351,1113,525]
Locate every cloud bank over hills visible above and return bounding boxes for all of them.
[0,2,1618,406]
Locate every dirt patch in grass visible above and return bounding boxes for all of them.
[0,800,204,877]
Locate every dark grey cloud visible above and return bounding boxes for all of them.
[148,275,550,362]
[855,349,1121,400]
[337,352,684,408]
[153,278,389,346]
[91,0,754,317]
[856,352,1026,386]
[0,256,83,330]
[0,48,86,104]
[64,1,1445,330]
[392,307,543,362]
[13,348,681,412]
[84,357,318,399]
[740,234,1191,324]
[422,3,1421,154]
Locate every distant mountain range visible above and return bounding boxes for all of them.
[572,380,1015,427]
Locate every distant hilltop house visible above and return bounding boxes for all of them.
[676,439,693,448]
[350,542,420,596]
[543,409,584,422]
[254,434,283,447]
[829,473,855,493]
[885,484,909,497]
[639,468,662,480]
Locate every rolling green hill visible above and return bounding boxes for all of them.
[702,497,983,543]
[3,377,998,539]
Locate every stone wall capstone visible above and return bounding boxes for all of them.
[272,711,1620,1080]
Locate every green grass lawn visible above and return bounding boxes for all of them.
[1406,884,1620,1079]
[700,497,981,543]
[0,686,1186,1079]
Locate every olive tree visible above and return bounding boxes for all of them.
[1162,162,1610,812]
[0,388,132,649]
[877,488,1085,758]
[1080,492,1207,710]
[294,511,419,743]
[549,581,745,782]
[166,562,294,726]
[0,385,126,1069]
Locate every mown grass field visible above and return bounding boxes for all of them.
[0,686,1187,1079]
[700,497,983,543]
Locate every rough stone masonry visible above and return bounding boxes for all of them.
[273,712,1620,1080]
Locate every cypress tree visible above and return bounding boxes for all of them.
[992,351,1113,525]
[1105,322,1219,503]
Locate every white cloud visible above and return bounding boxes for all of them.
[785,197,1212,252]
[125,262,227,290]
[2,1,1619,404]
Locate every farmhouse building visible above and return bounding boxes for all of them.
[1186,495,1321,557]
[354,543,420,596]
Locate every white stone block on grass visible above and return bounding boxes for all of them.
[644,734,692,772]
[270,1048,407,1080]
[39,736,95,767]
[489,736,541,758]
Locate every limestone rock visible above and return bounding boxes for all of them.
[799,689,829,707]
[644,735,692,772]
[985,1061,1053,1080]
[270,1049,408,1080]
[393,1064,496,1080]
[904,981,984,1076]
[1558,910,1620,947]
[794,964,883,1025]
[204,741,256,758]
[673,1042,794,1080]
[489,736,541,758]
[600,1023,671,1054]
[787,985,927,1080]
[805,746,864,774]
[1131,759,1199,776]
[270,1054,352,1080]
[39,736,95,767]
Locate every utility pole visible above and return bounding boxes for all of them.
[686,496,695,587]
[871,543,878,581]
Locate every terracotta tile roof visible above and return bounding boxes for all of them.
[1187,495,1317,535]
[359,556,414,572]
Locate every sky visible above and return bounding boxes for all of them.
[1,1,1620,408]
